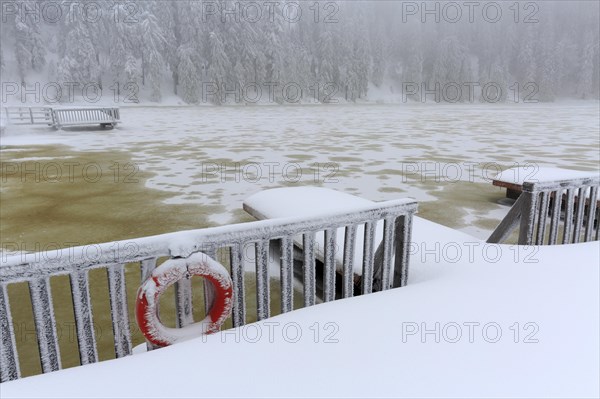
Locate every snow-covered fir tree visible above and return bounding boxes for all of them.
[1,0,598,103]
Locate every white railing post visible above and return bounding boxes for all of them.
[518,186,538,245]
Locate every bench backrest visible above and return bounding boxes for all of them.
[53,108,120,125]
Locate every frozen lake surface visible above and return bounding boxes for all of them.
[1,101,599,377]
[2,102,599,239]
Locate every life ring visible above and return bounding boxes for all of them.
[136,252,233,347]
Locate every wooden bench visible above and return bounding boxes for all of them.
[52,107,120,129]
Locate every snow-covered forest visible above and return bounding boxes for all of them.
[1,0,599,104]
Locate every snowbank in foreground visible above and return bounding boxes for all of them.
[3,238,598,398]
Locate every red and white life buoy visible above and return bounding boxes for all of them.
[135,252,233,347]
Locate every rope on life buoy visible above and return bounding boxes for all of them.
[135,252,233,347]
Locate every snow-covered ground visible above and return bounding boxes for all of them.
[2,102,599,239]
[2,219,598,398]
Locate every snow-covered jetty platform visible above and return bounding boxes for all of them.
[4,106,120,129]
[0,173,599,393]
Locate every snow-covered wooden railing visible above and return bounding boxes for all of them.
[52,107,120,129]
[4,107,54,126]
[4,107,120,129]
[487,175,599,245]
[0,198,417,382]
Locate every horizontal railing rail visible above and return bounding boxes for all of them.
[0,198,417,382]
[488,175,599,245]
[4,107,53,125]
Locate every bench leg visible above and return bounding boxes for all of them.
[506,188,521,199]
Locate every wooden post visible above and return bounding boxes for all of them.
[393,215,412,288]
[518,185,538,245]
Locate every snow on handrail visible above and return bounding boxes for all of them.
[0,198,417,382]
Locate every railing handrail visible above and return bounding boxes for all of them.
[1,198,416,281]
[523,175,600,193]
[5,107,52,112]
[52,107,118,111]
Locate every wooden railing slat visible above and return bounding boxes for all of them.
[323,229,337,302]
[342,225,357,298]
[0,284,20,382]
[380,217,395,290]
[548,190,563,245]
[303,232,316,307]
[106,264,132,358]
[536,192,550,245]
[202,248,217,316]
[255,240,270,321]
[69,271,98,365]
[585,187,598,242]
[280,237,294,313]
[29,278,61,373]
[572,187,587,243]
[562,189,575,244]
[174,279,194,328]
[393,215,412,288]
[518,191,538,245]
[361,221,376,294]
[230,244,245,327]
